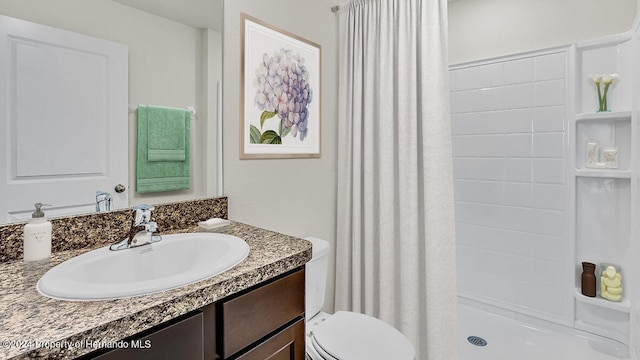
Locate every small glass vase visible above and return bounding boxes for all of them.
[596,80,613,112]
[590,74,617,113]
[597,93,611,112]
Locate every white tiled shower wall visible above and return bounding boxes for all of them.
[450,50,571,322]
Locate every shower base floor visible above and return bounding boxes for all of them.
[458,297,630,360]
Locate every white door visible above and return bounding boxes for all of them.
[0,15,128,224]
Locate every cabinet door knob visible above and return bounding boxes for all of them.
[114,184,126,193]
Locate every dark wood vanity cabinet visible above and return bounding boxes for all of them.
[84,268,305,360]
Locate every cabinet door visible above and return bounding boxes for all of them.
[220,269,305,358]
[235,319,305,360]
[90,312,204,360]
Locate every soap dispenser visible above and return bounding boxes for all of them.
[23,203,52,262]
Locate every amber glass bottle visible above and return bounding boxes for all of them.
[581,262,596,297]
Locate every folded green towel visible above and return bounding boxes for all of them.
[136,105,190,193]
[146,105,187,161]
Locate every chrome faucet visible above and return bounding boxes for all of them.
[110,204,162,251]
[95,191,113,212]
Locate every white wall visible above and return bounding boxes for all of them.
[448,0,637,64]
[223,0,338,311]
[0,0,222,206]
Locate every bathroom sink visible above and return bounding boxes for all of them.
[37,233,250,301]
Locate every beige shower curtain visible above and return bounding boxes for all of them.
[334,0,458,358]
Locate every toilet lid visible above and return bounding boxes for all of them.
[311,311,415,360]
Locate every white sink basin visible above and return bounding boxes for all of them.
[37,233,250,301]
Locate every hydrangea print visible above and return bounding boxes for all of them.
[251,48,312,144]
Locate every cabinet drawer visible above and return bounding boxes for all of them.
[220,269,304,358]
[91,311,203,360]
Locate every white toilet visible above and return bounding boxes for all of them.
[304,237,416,360]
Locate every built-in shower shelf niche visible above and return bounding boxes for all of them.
[575,113,631,171]
[575,170,632,179]
[575,111,632,121]
[576,35,632,114]
[573,288,630,313]
[575,177,631,268]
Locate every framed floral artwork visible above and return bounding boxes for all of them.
[240,13,321,159]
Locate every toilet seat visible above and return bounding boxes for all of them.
[310,336,339,360]
[309,311,415,360]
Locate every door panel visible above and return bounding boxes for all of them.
[0,15,128,223]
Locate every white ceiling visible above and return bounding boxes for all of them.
[111,0,223,31]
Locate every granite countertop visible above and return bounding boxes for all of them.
[0,221,312,360]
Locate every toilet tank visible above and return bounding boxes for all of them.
[304,237,330,321]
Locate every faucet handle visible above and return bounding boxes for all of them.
[144,221,158,233]
[133,204,154,211]
[132,204,154,225]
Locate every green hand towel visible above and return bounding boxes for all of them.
[136,105,190,193]
[146,105,187,161]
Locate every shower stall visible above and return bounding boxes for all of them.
[450,20,640,359]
